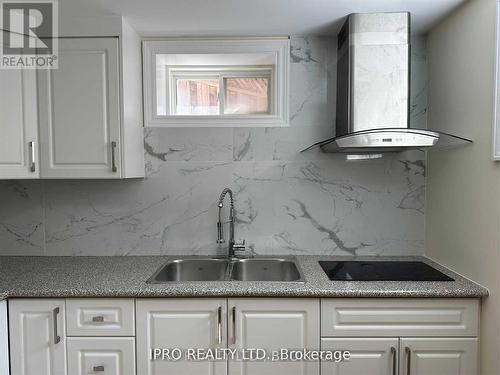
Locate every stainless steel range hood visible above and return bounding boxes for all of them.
[302,12,471,153]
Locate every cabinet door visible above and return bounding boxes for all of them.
[136,299,227,375]
[37,37,122,178]
[0,32,39,179]
[321,338,398,375]
[67,337,135,375]
[228,298,319,375]
[9,299,66,375]
[400,338,478,375]
[0,300,9,375]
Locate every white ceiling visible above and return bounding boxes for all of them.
[61,0,467,36]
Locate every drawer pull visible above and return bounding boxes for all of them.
[405,347,411,375]
[92,315,105,322]
[232,306,236,345]
[391,346,396,375]
[111,141,117,172]
[53,307,61,344]
[93,365,105,372]
[217,306,222,345]
[29,141,36,172]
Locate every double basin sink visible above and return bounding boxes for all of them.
[148,256,304,283]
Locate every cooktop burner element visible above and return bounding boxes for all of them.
[319,261,454,281]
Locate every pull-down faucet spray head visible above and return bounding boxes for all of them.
[216,188,240,257]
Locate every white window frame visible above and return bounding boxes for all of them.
[493,1,500,159]
[168,66,274,116]
[142,38,290,127]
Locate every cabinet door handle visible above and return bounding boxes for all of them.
[93,365,105,372]
[231,306,236,345]
[405,347,411,375]
[92,315,105,322]
[29,141,36,172]
[111,141,117,172]
[53,307,61,344]
[217,306,222,345]
[390,346,397,375]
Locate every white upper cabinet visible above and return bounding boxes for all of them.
[0,32,39,179]
[0,19,144,179]
[37,38,122,178]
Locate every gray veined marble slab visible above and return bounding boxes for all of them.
[232,151,425,256]
[289,36,335,128]
[0,256,488,299]
[43,162,232,256]
[0,181,45,255]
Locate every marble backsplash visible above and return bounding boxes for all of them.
[0,36,427,256]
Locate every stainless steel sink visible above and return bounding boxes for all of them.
[148,258,229,282]
[230,258,304,282]
[147,256,304,283]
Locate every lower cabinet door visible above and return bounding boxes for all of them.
[9,299,66,375]
[67,337,136,375]
[400,338,478,375]
[321,338,398,375]
[136,299,227,375]
[228,298,320,375]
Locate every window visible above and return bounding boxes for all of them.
[143,39,289,127]
[169,68,271,116]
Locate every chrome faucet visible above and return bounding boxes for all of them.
[217,188,246,258]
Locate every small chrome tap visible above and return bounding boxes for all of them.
[217,188,246,258]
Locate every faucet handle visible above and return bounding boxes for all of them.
[233,240,251,258]
[233,239,245,249]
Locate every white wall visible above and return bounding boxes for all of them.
[426,0,500,373]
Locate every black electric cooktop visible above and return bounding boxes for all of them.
[319,261,454,281]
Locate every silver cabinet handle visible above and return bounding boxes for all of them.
[29,141,36,172]
[405,347,411,375]
[53,307,61,344]
[111,141,117,172]
[231,306,236,345]
[92,315,105,322]
[93,365,104,372]
[217,306,222,345]
[390,347,397,375]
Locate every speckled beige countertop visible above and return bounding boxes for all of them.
[0,255,488,299]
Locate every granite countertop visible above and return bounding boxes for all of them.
[0,255,488,299]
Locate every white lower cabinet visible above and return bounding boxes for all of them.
[320,299,480,375]
[9,299,67,375]
[321,338,398,375]
[67,337,136,375]
[136,298,227,375]
[228,298,320,375]
[400,338,478,375]
[7,297,481,375]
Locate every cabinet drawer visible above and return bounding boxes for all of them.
[66,299,134,336]
[67,337,136,375]
[321,298,479,337]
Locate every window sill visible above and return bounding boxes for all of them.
[145,114,289,128]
